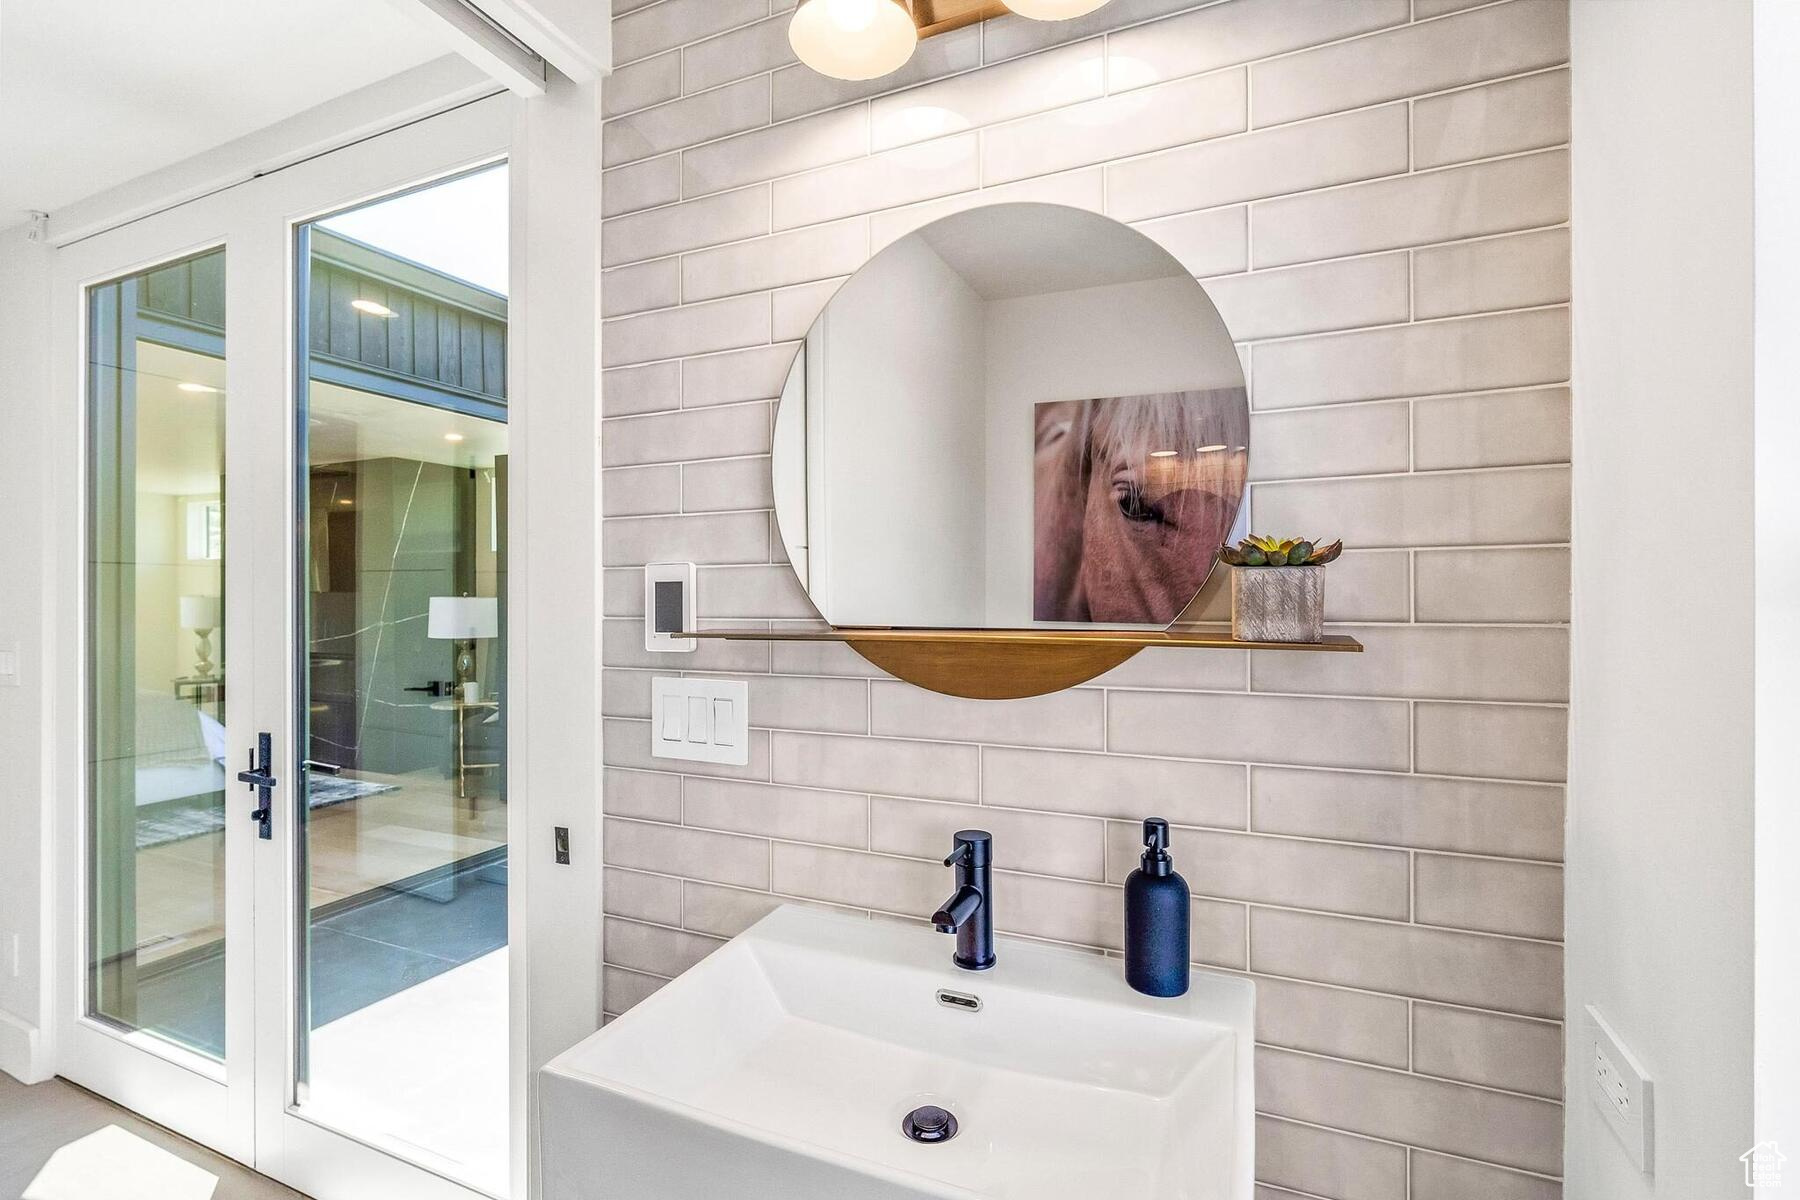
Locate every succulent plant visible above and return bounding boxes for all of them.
[1220,535,1343,568]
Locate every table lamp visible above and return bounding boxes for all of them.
[428,596,499,698]
[180,594,221,677]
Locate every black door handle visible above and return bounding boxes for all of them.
[236,731,277,840]
[403,681,448,696]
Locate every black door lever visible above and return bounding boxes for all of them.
[237,731,277,840]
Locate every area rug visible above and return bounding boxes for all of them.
[136,777,400,849]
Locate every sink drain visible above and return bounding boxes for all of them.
[900,1104,958,1144]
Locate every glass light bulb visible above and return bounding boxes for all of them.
[789,0,916,81]
[1005,0,1112,19]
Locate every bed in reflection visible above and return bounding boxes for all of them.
[131,690,227,849]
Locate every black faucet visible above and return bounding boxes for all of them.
[933,830,995,971]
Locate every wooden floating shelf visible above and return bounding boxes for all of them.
[677,627,1362,700]
[681,627,1362,652]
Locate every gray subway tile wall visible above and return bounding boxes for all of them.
[598,1,1571,1195]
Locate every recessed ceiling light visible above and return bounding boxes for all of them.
[789,0,916,81]
[1149,449,1179,458]
[178,382,220,394]
[1195,444,1228,453]
[444,433,465,443]
[351,299,397,318]
[1005,0,1112,19]
[337,499,354,506]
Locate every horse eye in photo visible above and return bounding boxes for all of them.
[1113,482,1165,525]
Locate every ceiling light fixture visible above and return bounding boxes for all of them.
[1195,444,1228,453]
[351,299,397,318]
[177,382,220,394]
[1004,0,1112,19]
[789,0,917,81]
[1149,449,1179,458]
[444,433,466,443]
[788,0,1115,81]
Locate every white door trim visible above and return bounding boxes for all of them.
[506,74,605,1200]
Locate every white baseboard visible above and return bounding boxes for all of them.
[0,1006,46,1084]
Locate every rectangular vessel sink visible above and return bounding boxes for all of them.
[541,905,1253,1199]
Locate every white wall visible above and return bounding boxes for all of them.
[1753,0,1800,1163]
[1566,2,1755,1194]
[982,275,1242,626]
[0,226,54,1082]
[816,235,987,626]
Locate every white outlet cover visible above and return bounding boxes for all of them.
[1586,1004,1654,1173]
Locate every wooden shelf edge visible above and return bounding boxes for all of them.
[678,628,1363,653]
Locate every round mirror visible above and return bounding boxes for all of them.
[771,202,1248,641]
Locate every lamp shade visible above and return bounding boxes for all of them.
[1004,0,1111,18]
[179,594,220,630]
[428,596,499,640]
[789,0,916,81]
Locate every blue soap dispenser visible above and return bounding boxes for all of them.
[1125,817,1190,997]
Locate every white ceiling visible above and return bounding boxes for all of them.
[135,341,225,495]
[130,341,505,497]
[0,0,452,228]
[310,379,507,470]
[918,203,1186,301]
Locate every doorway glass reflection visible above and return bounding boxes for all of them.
[85,247,229,1060]
[295,164,509,1195]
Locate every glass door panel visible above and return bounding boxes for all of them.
[292,166,510,1195]
[86,247,230,1059]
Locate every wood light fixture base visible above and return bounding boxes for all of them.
[681,627,1363,701]
[911,0,1012,38]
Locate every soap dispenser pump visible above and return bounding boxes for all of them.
[1125,817,1190,997]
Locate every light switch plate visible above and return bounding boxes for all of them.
[651,677,748,765]
[0,643,19,686]
[1585,1004,1654,1173]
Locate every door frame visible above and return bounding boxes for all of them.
[45,92,579,1200]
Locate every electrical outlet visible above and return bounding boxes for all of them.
[1586,1005,1654,1173]
[1594,1042,1631,1117]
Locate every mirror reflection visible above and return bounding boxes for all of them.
[772,203,1248,631]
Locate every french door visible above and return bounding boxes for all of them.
[53,96,514,1200]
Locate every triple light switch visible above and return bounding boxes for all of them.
[650,677,749,765]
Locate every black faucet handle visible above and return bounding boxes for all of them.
[946,829,992,868]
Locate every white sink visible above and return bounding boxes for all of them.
[540,905,1254,1200]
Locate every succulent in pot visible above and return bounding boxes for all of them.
[1221,535,1341,643]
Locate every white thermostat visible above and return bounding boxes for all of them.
[644,562,697,653]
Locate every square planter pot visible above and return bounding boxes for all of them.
[1230,565,1324,644]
